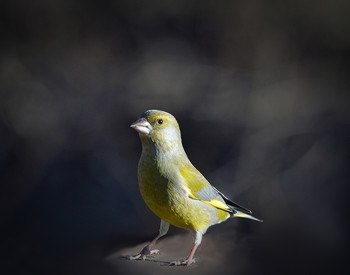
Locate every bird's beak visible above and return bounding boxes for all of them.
[130,118,152,135]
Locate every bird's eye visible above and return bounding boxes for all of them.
[157,119,163,124]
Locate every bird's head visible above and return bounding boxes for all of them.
[130,110,182,150]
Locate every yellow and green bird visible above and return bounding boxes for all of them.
[129,110,262,266]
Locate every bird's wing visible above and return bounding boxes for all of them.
[179,164,251,214]
[211,185,252,214]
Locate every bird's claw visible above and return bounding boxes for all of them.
[128,254,144,260]
[128,248,159,261]
[169,258,195,266]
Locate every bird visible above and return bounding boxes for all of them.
[129,109,262,266]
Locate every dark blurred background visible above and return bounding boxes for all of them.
[1,1,349,274]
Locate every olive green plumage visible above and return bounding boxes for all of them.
[130,110,261,266]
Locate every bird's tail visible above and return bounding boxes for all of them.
[233,210,263,222]
[217,190,263,222]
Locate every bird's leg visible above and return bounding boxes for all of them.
[129,219,169,260]
[170,231,202,266]
[129,234,161,260]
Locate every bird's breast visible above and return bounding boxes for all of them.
[138,154,170,209]
[137,153,218,232]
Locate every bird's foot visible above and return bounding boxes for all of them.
[128,245,159,260]
[169,258,195,266]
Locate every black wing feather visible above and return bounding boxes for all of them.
[212,186,253,214]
